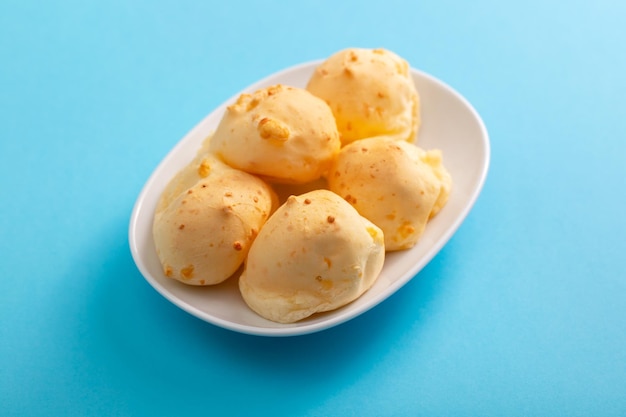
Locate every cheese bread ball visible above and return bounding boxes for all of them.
[153,168,278,286]
[209,84,341,184]
[327,136,451,251]
[239,189,385,323]
[306,48,420,145]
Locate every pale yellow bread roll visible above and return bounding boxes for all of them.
[209,84,341,184]
[239,189,385,323]
[327,136,451,251]
[306,48,420,145]
[153,168,278,286]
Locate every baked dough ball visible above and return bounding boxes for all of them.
[306,48,420,145]
[209,84,341,184]
[327,136,451,251]
[153,167,278,285]
[239,189,385,323]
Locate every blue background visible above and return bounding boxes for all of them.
[2,1,625,416]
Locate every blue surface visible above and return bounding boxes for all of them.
[1,1,625,416]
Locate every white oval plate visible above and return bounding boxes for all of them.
[128,60,490,337]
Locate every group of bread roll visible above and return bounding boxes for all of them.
[153,48,452,323]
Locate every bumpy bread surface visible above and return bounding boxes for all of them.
[239,189,385,323]
[153,167,277,286]
[327,136,451,251]
[155,145,230,215]
[209,84,341,184]
[306,48,420,145]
